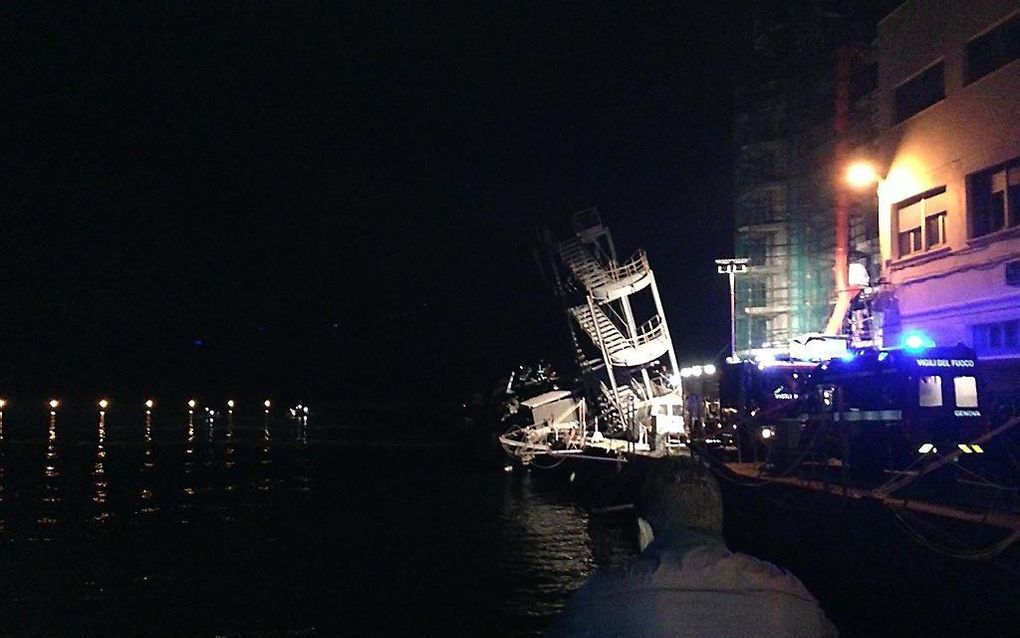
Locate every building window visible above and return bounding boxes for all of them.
[967,14,1020,84]
[919,376,943,407]
[895,187,947,258]
[924,212,946,249]
[750,318,768,347]
[894,61,944,123]
[742,187,784,226]
[1006,260,1020,286]
[746,236,768,266]
[973,319,1020,355]
[954,377,979,408]
[969,157,1020,238]
[747,281,767,307]
[898,227,921,256]
[742,148,783,181]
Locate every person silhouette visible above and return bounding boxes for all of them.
[546,456,837,637]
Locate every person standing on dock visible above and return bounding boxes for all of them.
[546,457,837,637]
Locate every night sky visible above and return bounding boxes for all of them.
[7,3,746,405]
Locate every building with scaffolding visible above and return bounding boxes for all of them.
[732,3,885,354]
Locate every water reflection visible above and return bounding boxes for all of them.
[139,413,158,514]
[0,447,5,534]
[258,415,273,492]
[93,412,109,522]
[225,413,236,462]
[294,415,312,493]
[181,412,196,514]
[203,409,215,470]
[222,410,237,498]
[38,413,61,527]
[0,404,5,533]
[261,415,272,460]
[0,430,645,637]
[497,474,596,619]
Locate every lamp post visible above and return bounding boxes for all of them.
[830,160,885,342]
[716,258,749,360]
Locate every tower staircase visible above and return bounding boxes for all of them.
[558,238,652,302]
[568,303,671,367]
[551,208,682,448]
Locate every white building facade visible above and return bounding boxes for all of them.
[871,0,1020,398]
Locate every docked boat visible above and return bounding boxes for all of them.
[499,209,687,467]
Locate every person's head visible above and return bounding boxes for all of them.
[636,456,723,549]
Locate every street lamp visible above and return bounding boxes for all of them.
[716,258,749,360]
[846,161,881,190]
[824,160,885,336]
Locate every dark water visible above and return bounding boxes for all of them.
[3,410,1018,637]
[0,411,637,637]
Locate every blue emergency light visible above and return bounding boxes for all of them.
[901,331,936,351]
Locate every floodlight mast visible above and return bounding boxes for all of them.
[716,258,749,360]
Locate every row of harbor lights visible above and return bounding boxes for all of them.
[1,398,291,416]
[679,364,717,378]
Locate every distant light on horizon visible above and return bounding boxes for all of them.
[145,399,154,409]
[99,398,109,410]
[49,399,60,409]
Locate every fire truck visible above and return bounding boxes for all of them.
[717,358,817,461]
[719,335,989,478]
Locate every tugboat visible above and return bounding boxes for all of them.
[499,209,687,470]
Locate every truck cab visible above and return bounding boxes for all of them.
[806,344,986,468]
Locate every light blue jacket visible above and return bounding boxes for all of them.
[546,529,838,637]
